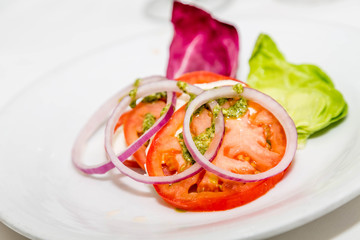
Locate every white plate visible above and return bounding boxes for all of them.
[1,17,360,240]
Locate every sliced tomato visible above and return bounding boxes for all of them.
[146,100,287,211]
[114,110,129,131]
[122,101,166,169]
[116,71,244,170]
[176,71,245,85]
[113,112,140,168]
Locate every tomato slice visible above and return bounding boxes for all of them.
[144,71,286,211]
[146,101,287,211]
[122,101,166,169]
[117,71,244,169]
[113,111,140,168]
[176,71,244,85]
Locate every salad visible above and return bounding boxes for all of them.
[72,1,347,211]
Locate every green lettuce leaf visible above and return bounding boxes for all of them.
[247,34,348,148]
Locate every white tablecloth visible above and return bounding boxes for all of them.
[1,0,360,239]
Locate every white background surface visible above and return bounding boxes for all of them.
[1,0,360,239]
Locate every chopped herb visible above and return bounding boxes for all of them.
[160,104,171,116]
[118,78,141,103]
[133,78,141,88]
[178,132,195,164]
[192,104,206,117]
[177,81,197,101]
[142,92,167,103]
[264,124,272,150]
[216,98,229,106]
[128,78,144,108]
[233,83,244,94]
[266,139,272,150]
[213,104,221,118]
[142,113,156,133]
[222,98,248,118]
[177,123,215,164]
[129,88,137,108]
[193,122,215,155]
[175,208,187,212]
[177,81,188,92]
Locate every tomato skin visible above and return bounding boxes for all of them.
[176,71,246,85]
[155,173,286,211]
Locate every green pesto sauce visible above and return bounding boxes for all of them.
[128,78,142,108]
[177,123,215,164]
[177,133,195,165]
[222,98,248,118]
[193,122,215,154]
[177,81,197,101]
[175,208,187,212]
[133,78,141,88]
[129,78,167,108]
[129,88,137,108]
[160,104,170,116]
[177,81,188,92]
[192,104,206,117]
[213,104,221,118]
[142,92,167,103]
[175,83,247,164]
[142,113,156,133]
[216,98,228,106]
[233,83,244,94]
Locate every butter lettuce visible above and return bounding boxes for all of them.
[247,34,348,147]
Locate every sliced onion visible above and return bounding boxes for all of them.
[72,76,167,174]
[104,80,225,184]
[183,86,297,182]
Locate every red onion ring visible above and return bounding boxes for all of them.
[183,86,297,182]
[72,76,167,174]
[104,80,225,184]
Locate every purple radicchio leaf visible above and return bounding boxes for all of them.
[166,1,239,79]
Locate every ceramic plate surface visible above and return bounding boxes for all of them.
[1,17,360,240]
